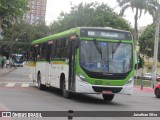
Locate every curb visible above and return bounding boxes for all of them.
[0,68,16,77]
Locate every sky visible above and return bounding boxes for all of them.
[45,0,153,28]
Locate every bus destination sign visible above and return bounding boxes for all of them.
[88,31,119,38]
[80,29,132,40]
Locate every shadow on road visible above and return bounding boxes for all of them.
[32,86,125,106]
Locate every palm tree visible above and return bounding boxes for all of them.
[116,0,158,48]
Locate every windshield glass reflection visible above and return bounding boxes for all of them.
[80,40,132,73]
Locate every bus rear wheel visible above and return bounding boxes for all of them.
[37,73,45,90]
[62,80,70,98]
[102,94,114,101]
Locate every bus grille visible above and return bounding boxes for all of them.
[85,70,129,80]
[92,86,122,93]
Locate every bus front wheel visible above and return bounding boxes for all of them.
[62,80,70,98]
[102,94,114,101]
[37,73,45,90]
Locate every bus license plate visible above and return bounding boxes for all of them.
[102,90,112,94]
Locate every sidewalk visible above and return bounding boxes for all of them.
[134,86,154,92]
[0,68,16,76]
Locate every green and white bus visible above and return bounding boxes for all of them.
[29,27,135,101]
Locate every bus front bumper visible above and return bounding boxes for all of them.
[75,78,134,95]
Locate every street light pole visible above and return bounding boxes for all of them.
[151,2,160,88]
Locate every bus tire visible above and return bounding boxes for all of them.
[62,80,70,99]
[37,73,45,90]
[102,94,114,101]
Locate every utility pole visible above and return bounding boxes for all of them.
[10,24,13,59]
[151,2,160,88]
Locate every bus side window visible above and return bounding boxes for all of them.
[37,44,41,60]
[44,43,48,60]
[47,43,53,61]
[55,39,62,59]
[62,38,70,59]
[66,38,70,58]
[40,43,45,60]
[61,38,67,59]
[50,40,56,60]
[40,43,47,60]
[33,46,37,61]
[29,46,33,60]
[38,43,42,59]
[34,44,40,61]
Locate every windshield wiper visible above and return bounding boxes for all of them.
[93,39,109,73]
[112,41,121,54]
[93,39,102,56]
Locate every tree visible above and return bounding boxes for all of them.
[116,0,158,47]
[139,24,160,61]
[50,2,132,34]
[0,20,50,56]
[0,0,29,31]
[139,24,155,58]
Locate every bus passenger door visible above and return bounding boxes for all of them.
[46,44,52,86]
[68,37,78,91]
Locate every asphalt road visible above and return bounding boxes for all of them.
[0,66,160,120]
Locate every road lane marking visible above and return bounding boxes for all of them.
[5,83,15,87]
[21,84,29,87]
[0,82,34,88]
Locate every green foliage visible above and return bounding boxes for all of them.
[50,2,132,34]
[0,0,29,30]
[139,24,160,61]
[117,0,158,18]
[0,21,50,56]
[139,24,155,58]
[117,0,158,45]
[137,55,143,69]
[0,44,10,58]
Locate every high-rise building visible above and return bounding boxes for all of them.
[24,0,47,24]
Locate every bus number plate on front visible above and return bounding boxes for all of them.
[102,90,112,94]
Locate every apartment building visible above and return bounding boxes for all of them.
[24,0,47,24]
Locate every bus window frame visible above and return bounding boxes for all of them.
[30,34,79,62]
[50,40,56,60]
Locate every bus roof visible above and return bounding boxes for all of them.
[32,27,131,45]
[32,28,78,45]
[79,27,130,33]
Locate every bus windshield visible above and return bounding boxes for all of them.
[12,55,24,63]
[80,40,132,73]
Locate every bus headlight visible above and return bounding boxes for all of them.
[126,77,134,86]
[79,74,87,82]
